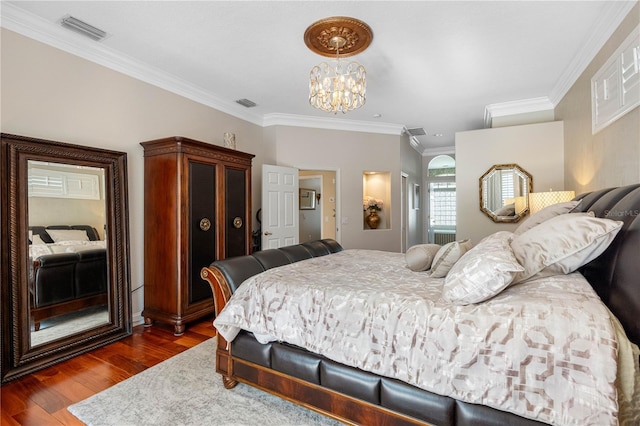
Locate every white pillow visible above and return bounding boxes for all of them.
[514,200,581,235]
[46,229,89,242]
[31,234,46,245]
[405,244,441,271]
[430,239,473,278]
[442,232,524,305]
[511,213,623,283]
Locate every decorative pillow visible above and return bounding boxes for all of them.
[430,239,473,278]
[31,234,46,245]
[511,213,623,283]
[405,244,441,271]
[442,232,524,305]
[494,203,515,216]
[514,200,581,235]
[46,229,89,242]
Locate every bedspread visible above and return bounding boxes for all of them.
[214,249,625,425]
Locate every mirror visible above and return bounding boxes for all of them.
[1,133,131,383]
[479,163,532,223]
[299,188,316,210]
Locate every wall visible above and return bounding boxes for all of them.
[268,125,408,252]
[455,121,565,244]
[1,29,265,321]
[557,3,640,193]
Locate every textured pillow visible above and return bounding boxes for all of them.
[405,244,441,271]
[46,229,89,242]
[494,203,515,216]
[430,239,473,278]
[511,213,623,283]
[514,200,581,235]
[442,232,524,305]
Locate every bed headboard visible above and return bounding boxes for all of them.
[573,184,640,346]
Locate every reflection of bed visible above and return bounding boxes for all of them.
[29,225,108,331]
[202,184,640,426]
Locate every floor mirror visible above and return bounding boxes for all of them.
[1,133,132,383]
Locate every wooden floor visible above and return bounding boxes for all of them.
[1,318,216,426]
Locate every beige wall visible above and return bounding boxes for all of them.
[2,28,422,321]
[557,3,640,193]
[455,121,565,244]
[268,125,409,252]
[1,29,265,319]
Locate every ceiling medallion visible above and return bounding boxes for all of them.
[304,16,373,115]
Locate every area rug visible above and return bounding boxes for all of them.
[67,338,341,426]
[31,305,109,347]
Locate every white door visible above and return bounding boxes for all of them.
[262,164,299,249]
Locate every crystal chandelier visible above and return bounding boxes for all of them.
[304,17,373,114]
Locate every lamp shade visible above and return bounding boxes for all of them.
[528,190,576,215]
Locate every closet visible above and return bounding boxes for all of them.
[140,136,253,335]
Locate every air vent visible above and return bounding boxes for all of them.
[236,99,257,108]
[60,15,107,41]
[406,127,426,137]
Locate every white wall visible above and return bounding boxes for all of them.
[455,121,565,244]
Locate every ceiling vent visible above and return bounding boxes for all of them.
[406,127,427,137]
[236,99,257,108]
[60,15,107,41]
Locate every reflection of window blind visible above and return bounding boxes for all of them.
[501,171,514,204]
[430,182,456,226]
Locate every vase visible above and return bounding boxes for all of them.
[365,210,380,229]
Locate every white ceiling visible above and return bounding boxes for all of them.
[2,1,636,153]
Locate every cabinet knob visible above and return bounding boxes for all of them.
[233,217,243,229]
[199,218,211,231]
[264,231,272,236]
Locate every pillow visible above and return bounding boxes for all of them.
[46,229,89,243]
[442,233,524,305]
[514,200,581,235]
[430,239,473,278]
[405,244,441,271]
[31,234,46,245]
[511,213,623,283]
[494,203,515,216]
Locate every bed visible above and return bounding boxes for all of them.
[201,184,640,425]
[29,225,108,331]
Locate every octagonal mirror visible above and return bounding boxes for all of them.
[479,163,532,223]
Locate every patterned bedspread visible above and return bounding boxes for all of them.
[214,249,636,425]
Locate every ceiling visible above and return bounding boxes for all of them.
[2,1,636,154]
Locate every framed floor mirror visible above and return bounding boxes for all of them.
[1,133,132,383]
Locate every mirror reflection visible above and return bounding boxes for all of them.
[479,163,532,223]
[28,161,109,347]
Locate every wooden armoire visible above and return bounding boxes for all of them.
[140,136,254,335]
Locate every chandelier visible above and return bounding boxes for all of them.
[304,17,373,114]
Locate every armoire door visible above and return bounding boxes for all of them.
[189,161,216,304]
[225,167,247,257]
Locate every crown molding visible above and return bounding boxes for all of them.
[1,2,265,127]
[421,146,456,157]
[484,97,554,127]
[548,0,637,105]
[262,113,405,135]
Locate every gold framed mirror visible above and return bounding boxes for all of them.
[1,133,132,383]
[479,163,532,223]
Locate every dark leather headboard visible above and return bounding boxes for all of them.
[573,184,640,345]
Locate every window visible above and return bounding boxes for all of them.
[429,182,456,227]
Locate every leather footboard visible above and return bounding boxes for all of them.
[230,331,545,426]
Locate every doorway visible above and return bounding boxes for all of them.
[299,170,337,242]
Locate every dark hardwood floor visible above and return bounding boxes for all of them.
[1,318,216,425]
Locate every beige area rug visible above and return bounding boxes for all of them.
[67,338,342,426]
[31,305,109,347]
